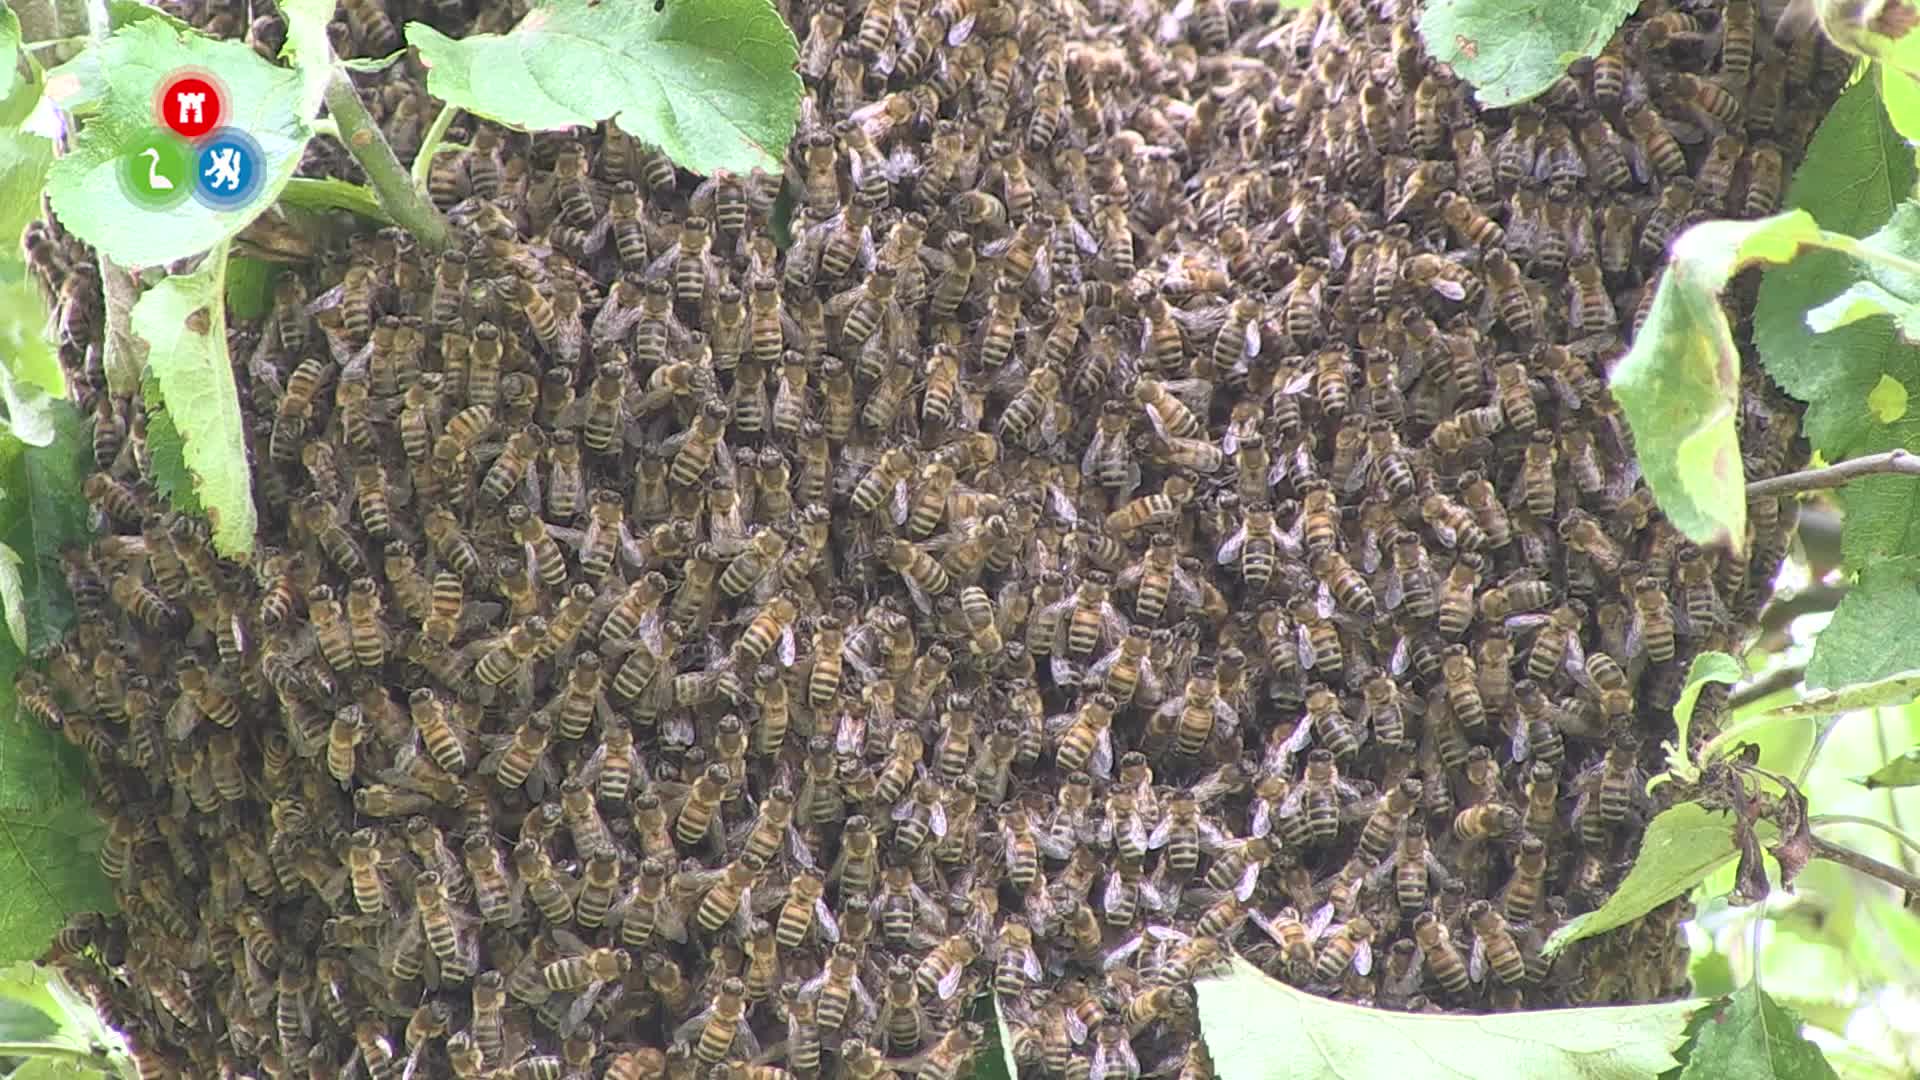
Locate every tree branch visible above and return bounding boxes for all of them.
[1747,449,1920,498]
[1811,834,1920,898]
[323,72,451,251]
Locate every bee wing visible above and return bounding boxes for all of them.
[165,694,201,740]
[890,479,912,526]
[1234,861,1261,902]
[1216,526,1249,565]
[1090,728,1115,780]
[935,962,967,1001]
[1353,939,1373,976]
[1469,936,1487,983]
[1296,624,1317,670]
[1561,632,1586,680]
[672,1005,718,1046]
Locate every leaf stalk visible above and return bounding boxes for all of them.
[411,101,459,195]
[322,71,451,251]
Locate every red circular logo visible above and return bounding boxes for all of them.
[158,74,222,139]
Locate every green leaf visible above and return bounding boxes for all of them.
[277,0,335,123]
[142,404,203,516]
[0,276,61,401]
[1803,281,1920,339]
[1195,958,1700,1079]
[1754,81,1920,572]
[8,1059,111,1080]
[1546,804,1774,955]
[44,18,313,266]
[1415,0,1635,107]
[1855,747,1920,787]
[277,176,393,224]
[0,963,72,1035]
[1610,213,1822,550]
[987,995,1019,1080]
[1677,980,1838,1080]
[1878,63,1920,145]
[342,47,408,73]
[406,0,803,176]
[0,543,27,654]
[1675,652,1744,754]
[0,402,93,655]
[1806,564,1920,689]
[129,245,256,556]
[1755,667,1920,721]
[0,715,114,963]
[0,3,42,126]
[224,256,276,321]
[0,129,53,253]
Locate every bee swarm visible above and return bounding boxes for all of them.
[22,0,1832,1076]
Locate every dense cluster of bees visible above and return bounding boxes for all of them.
[15,0,1837,1075]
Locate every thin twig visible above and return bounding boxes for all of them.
[1747,449,1920,498]
[1727,662,1808,710]
[323,72,451,251]
[1812,834,1920,897]
[1812,814,1920,861]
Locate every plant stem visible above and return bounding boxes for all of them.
[1726,663,1807,709]
[1812,814,1920,860]
[0,1042,122,1069]
[1820,231,1920,283]
[411,101,459,196]
[323,71,451,251]
[1811,834,1920,897]
[1746,449,1920,498]
[22,34,90,51]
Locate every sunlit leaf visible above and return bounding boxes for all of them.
[0,3,43,126]
[1414,0,1635,107]
[406,0,802,176]
[0,129,53,252]
[1867,373,1910,422]
[1610,213,1822,550]
[129,244,256,556]
[1676,651,1744,753]
[0,275,61,400]
[1877,63,1920,145]
[1547,804,1775,955]
[45,19,313,266]
[1677,980,1838,1080]
[277,0,336,122]
[1196,958,1700,1079]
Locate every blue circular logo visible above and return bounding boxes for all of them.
[192,128,265,210]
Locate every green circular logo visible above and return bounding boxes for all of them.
[118,129,194,212]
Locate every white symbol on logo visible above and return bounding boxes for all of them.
[139,147,174,190]
[204,147,242,192]
[175,91,205,126]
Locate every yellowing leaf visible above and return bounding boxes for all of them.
[1868,373,1911,422]
[1609,213,1821,552]
[1195,958,1700,1079]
